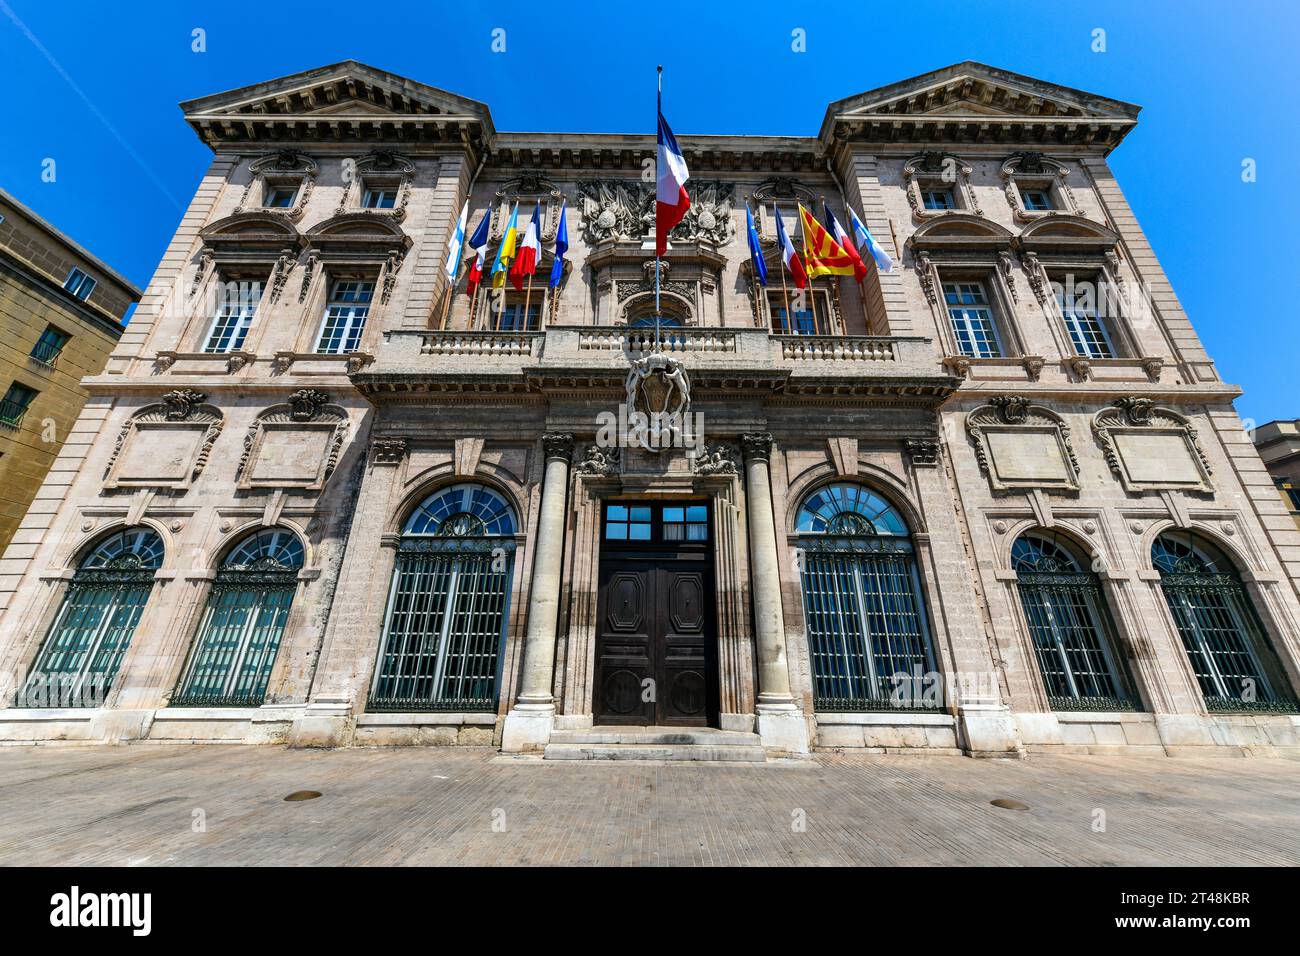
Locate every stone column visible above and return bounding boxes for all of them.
[501,433,573,752]
[740,433,810,754]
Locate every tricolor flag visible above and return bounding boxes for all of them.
[509,204,542,290]
[745,206,767,287]
[823,202,868,283]
[464,211,492,298]
[848,206,894,273]
[773,205,807,289]
[549,199,568,288]
[655,104,690,256]
[490,203,520,290]
[798,204,858,279]
[444,201,468,280]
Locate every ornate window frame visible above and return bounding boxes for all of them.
[235,389,350,492]
[104,389,224,491]
[1000,152,1078,223]
[235,150,319,223]
[1091,398,1214,495]
[903,152,982,221]
[966,395,1081,494]
[335,151,416,222]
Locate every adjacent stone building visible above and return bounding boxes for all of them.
[1253,419,1300,530]
[0,190,139,555]
[1,60,1296,757]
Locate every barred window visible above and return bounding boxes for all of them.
[371,484,517,712]
[1153,533,1297,713]
[171,528,304,708]
[315,280,374,354]
[795,483,936,711]
[17,527,163,708]
[1012,533,1134,711]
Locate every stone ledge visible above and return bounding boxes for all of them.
[355,712,497,726]
[816,711,955,726]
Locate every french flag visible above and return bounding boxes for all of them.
[655,105,690,256]
[773,206,807,289]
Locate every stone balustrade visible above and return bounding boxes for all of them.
[774,335,899,362]
[418,331,540,357]
[575,327,738,355]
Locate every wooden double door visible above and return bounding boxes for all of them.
[593,501,717,727]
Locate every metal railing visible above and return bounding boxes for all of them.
[29,339,65,366]
[0,398,31,427]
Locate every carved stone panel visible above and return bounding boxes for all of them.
[966,396,1080,493]
[1092,398,1213,494]
[236,389,350,491]
[104,390,224,491]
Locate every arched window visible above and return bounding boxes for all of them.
[18,527,164,708]
[172,527,304,707]
[1011,532,1134,711]
[371,484,517,711]
[794,483,936,710]
[1152,532,1296,713]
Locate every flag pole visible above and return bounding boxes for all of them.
[524,271,534,332]
[775,202,790,334]
[654,64,663,353]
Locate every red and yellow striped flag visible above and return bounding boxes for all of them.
[798,204,859,279]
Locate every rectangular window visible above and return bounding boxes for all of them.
[769,292,829,335]
[943,281,1003,358]
[1,381,39,427]
[263,184,297,209]
[63,268,96,300]
[315,280,374,354]
[922,189,955,210]
[1021,188,1053,211]
[362,185,399,209]
[1056,284,1115,359]
[604,504,652,541]
[202,284,260,353]
[662,505,709,542]
[30,326,70,366]
[497,298,541,332]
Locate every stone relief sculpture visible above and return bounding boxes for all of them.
[104,389,225,490]
[576,445,621,477]
[236,389,350,490]
[692,443,740,477]
[1091,397,1213,494]
[577,179,735,246]
[624,352,691,453]
[966,396,1080,493]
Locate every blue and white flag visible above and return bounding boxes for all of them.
[549,200,568,288]
[745,206,767,286]
[444,200,469,279]
[848,206,894,273]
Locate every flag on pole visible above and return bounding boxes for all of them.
[655,103,690,256]
[798,204,858,279]
[848,206,894,273]
[823,202,868,282]
[745,206,767,287]
[549,199,568,288]
[464,211,492,297]
[509,204,542,290]
[490,203,520,290]
[773,205,807,289]
[444,201,468,280]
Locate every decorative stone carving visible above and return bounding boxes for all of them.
[903,151,981,219]
[337,151,416,221]
[625,352,691,453]
[105,391,224,490]
[1021,356,1045,381]
[189,251,213,299]
[371,437,408,465]
[576,444,621,477]
[915,252,939,306]
[1091,399,1213,494]
[541,433,574,462]
[904,438,940,467]
[997,251,1018,303]
[1000,152,1076,222]
[153,354,176,373]
[226,355,249,374]
[380,249,405,305]
[740,432,773,463]
[1020,250,1049,305]
[943,356,972,379]
[240,150,318,222]
[236,392,350,491]
[692,442,740,477]
[1141,357,1164,382]
[345,354,373,375]
[576,179,735,246]
[966,397,1080,493]
[1066,356,1092,381]
[298,252,319,303]
[268,247,294,304]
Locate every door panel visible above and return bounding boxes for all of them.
[595,562,656,725]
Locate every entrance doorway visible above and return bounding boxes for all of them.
[594,501,717,726]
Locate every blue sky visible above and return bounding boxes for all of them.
[2,0,1295,423]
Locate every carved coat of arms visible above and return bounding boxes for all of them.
[624,352,691,452]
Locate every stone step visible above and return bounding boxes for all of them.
[549,727,760,747]
[543,742,767,762]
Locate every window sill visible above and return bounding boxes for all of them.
[154,350,257,375]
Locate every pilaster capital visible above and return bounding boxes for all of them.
[739,432,774,463]
[371,437,408,465]
[541,432,574,463]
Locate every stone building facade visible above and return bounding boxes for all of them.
[1253,419,1300,531]
[0,190,139,554]
[0,60,1296,757]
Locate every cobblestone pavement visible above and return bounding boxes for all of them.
[0,745,1296,866]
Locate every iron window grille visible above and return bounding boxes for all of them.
[171,528,305,708]
[943,281,1003,358]
[795,483,938,712]
[0,382,38,427]
[30,326,69,366]
[370,484,517,712]
[1012,534,1136,711]
[315,280,373,354]
[16,527,164,708]
[1152,533,1297,714]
